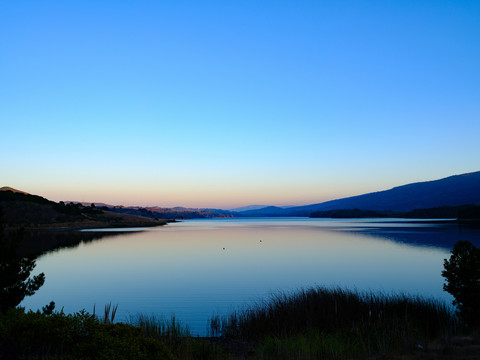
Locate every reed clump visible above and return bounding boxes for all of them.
[210,287,457,359]
[101,302,118,324]
[132,314,227,359]
[132,314,190,339]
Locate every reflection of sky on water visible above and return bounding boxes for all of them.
[22,218,480,335]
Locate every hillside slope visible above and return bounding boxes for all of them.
[0,188,167,229]
[291,171,480,214]
[240,171,480,217]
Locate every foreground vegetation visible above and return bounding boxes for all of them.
[0,307,227,360]
[209,287,458,359]
[0,288,473,359]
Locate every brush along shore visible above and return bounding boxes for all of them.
[2,287,480,359]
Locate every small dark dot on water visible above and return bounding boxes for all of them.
[223,248,225,250]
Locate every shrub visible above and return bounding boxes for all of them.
[0,207,45,312]
[0,308,174,360]
[442,240,480,327]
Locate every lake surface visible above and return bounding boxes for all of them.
[21,218,480,335]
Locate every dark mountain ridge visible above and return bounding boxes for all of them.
[243,171,480,217]
[237,206,293,217]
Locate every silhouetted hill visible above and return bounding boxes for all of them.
[229,205,272,212]
[271,171,480,216]
[230,204,294,212]
[0,186,30,195]
[237,171,480,217]
[237,206,292,217]
[310,205,480,219]
[63,201,115,208]
[107,205,236,219]
[310,209,393,218]
[0,188,166,228]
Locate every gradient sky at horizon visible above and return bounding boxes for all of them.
[1,1,479,209]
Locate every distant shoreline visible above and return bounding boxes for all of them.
[6,219,172,232]
[33,220,174,231]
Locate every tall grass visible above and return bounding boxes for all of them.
[132,314,191,339]
[209,287,457,359]
[91,303,118,323]
[103,302,118,324]
[131,314,227,359]
[131,314,191,354]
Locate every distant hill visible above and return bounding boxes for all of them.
[0,186,29,195]
[237,206,292,217]
[229,205,272,212]
[0,188,167,228]
[310,205,479,220]
[61,203,237,219]
[242,171,480,217]
[63,201,115,208]
[107,205,236,219]
[230,204,294,212]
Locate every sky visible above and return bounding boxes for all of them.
[1,0,479,209]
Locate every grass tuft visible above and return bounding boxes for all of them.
[132,314,191,339]
[102,302,118,324]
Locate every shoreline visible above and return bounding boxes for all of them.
[5,218,177,232]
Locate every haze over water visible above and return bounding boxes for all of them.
[21,218,480,335]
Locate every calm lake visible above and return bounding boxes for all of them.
[21,218,480,335]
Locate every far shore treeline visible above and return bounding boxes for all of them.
[310,205,480,221]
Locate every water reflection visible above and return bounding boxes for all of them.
[18,229,130,256]
[21,218,480,335]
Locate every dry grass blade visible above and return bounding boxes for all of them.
[111,304,118,323]
[102,302,118,324]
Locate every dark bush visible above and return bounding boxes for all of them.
[442,240,480,327]
[0,308,174,360]
[0,208,45,312]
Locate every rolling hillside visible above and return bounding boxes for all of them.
[241,171,480,216]
[0,187,167,228]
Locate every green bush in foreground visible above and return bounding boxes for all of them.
[0,308,174,360]
[0,308,228,360]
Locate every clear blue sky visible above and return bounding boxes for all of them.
[1,1,479,208]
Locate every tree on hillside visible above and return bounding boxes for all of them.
[442,240,480,327]
[0,207,45,312]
